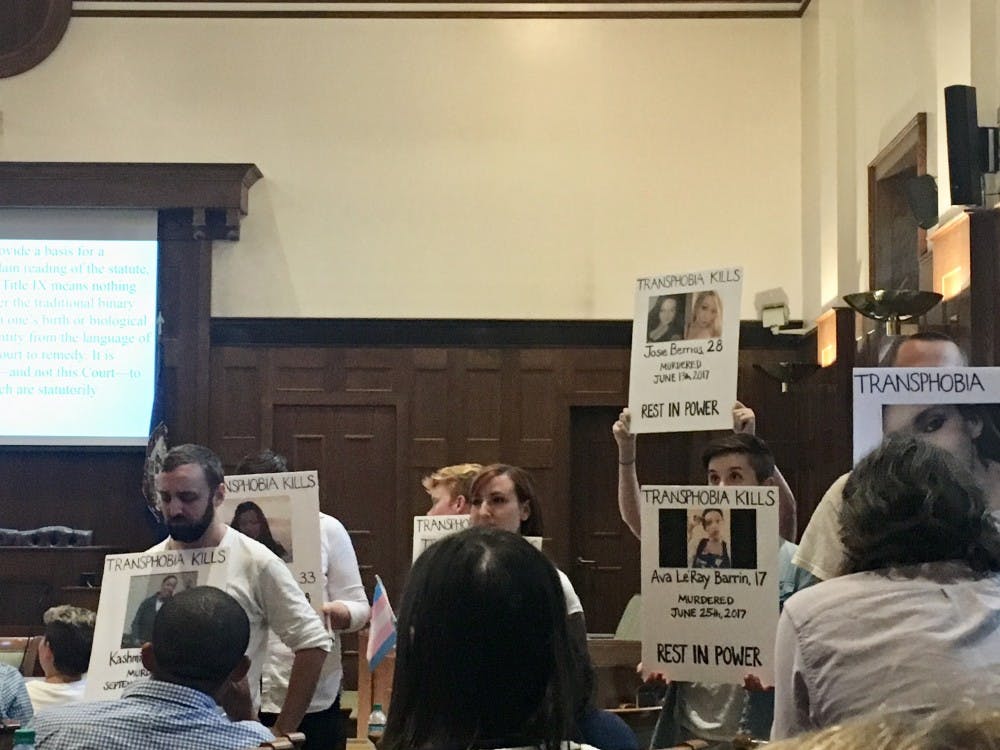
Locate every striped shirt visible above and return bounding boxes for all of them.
[0,664,32,723]
[30,678,273,750]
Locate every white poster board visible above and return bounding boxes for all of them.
[219,470,324,608]
[86,548,231,700]
[412,515,470,562]
[411,515,541,563]
[640,485,778,685]
[628,268,742,433]
[853,367,1000,464]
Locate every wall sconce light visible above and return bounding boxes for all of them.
[815,309,838,367]
[819,345,836,367]
[753,362,821,393]
[940,267,965,300]
[842,290,943,336]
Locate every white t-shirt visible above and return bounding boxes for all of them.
[557,569,584,616]
[147,526,331,710]
[261,513,370,714]
[25,678,86,711]
[792,473,850,580]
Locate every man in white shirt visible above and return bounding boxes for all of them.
[234,449,370,750]
[149,444,331,738]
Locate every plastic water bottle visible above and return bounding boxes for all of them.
[367,702,387,749]
[12,728,36,750]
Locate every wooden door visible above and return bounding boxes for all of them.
[569,406,641,634]
[272,403,399,692]
[569,406,697,634]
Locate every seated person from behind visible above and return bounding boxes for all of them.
[422,462,483,516]
[793,331,967,581]
[467,464,637,750]
[30,586,274,750]
[771,436,1000,739]
[0,664,32,724]
[768,705,1000,750]
[26,605,96,711]
[383,526,600,750]
[614,402,807,745]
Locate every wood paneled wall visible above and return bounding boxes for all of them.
[1,316,860,640]
[209,342,634,606]
[207,319,856,635]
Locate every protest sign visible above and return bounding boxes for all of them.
[852,367,1000,464]
[219,470,323,608]
[640,484,778,684]
[412,515,541,563]
[413,515,470,562]
[86,548,230,700]
[628,268,742,433]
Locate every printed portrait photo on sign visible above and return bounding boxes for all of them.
[645,290,725,344]
[880,402,1000,507]
[120,571,199,648]
[646,293,687,343]
[657,508,758,569]
[683,289,724,340]
[228,495,294,562]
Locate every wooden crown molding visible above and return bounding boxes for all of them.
[72,0,812,19]
[0,162,262,240]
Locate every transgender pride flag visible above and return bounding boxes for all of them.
[366,574,397,670]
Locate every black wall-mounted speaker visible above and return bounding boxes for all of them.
[904,174,939,229]
[945,84,983,206]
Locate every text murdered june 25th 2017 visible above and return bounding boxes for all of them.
[0,242,153,398]
[640,485,778,683]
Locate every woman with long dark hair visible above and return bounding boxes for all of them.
[383,527,579,750]
[466,465,636,750]
[231,501,290,561]
[646,294,685,343]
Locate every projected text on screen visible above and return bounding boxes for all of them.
[0,238,158,446]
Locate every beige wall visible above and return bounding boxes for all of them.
[801,0,1000,322]
[0,17,801,320]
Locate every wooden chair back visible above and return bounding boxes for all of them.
[0,635,42,677]
[0,721,20,750]
[258,732,307,748]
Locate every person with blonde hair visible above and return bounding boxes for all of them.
[685,290,723,340]
[422,462,482,516]
[767,705,1000,750]
[27,605,96,711]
